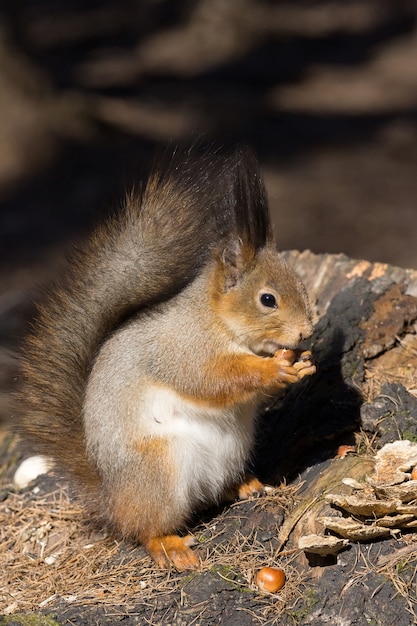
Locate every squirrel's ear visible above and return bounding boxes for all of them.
[220,237,251,291]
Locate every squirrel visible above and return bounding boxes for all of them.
[15,143,316,571]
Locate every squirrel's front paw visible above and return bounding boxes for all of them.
[293,350,316,380]
[272,349,299,386]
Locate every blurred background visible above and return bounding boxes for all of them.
[0,0,417,411]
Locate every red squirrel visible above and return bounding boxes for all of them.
[16,145,315,570]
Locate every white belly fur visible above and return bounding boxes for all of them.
[140,385,258,505]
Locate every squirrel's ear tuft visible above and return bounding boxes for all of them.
[230,145,273,251]
[220,237,252,290]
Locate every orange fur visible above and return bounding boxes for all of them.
[146,535,199,571]
[172,351,310,408]
[237,475,266,499]
[108,437,180,542]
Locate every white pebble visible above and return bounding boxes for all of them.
[44,553,59,565]
[63,595,78,603]
[14,455,53,489]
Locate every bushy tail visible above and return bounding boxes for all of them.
[15,143,272,491]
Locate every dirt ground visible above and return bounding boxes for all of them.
[1,1,417,624]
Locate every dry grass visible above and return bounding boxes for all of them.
[0,476,307,623]
[354,428,380,456]
[1,485,156,614]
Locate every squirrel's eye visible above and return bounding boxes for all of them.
[260,293,277,308]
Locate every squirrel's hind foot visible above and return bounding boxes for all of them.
[223,474,266,501]
[146,534,200,571]
[237,474,266,499]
